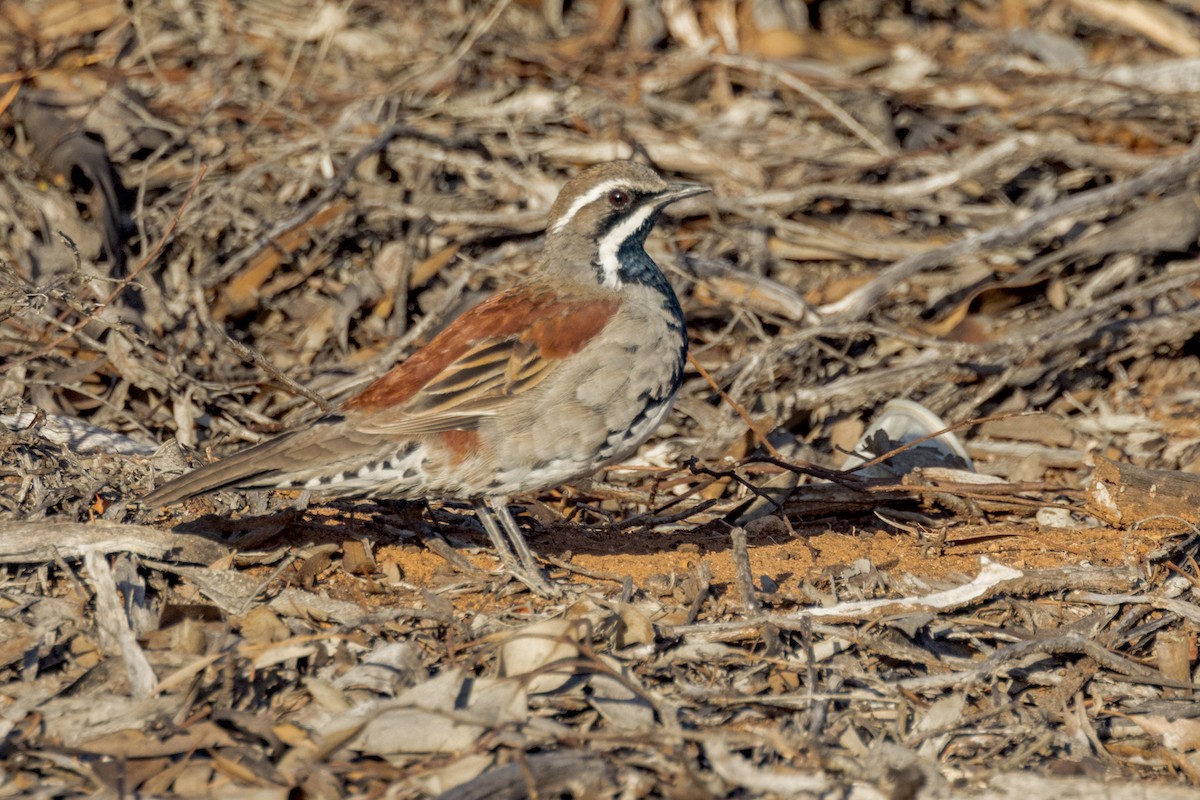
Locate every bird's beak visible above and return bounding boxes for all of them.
[658,182,711,205]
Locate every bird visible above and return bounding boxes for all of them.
[141,161,709,592]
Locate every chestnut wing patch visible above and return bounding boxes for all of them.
[344,287,617,435]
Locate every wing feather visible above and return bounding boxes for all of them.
[141,286,620,505]
[344,286,619,436]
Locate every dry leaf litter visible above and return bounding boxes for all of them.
[3,0,1200,797]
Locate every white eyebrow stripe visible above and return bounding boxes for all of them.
[549,178,626,233]
[595,202,657,289]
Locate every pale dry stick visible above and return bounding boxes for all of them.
[684,561,712,625]
[798,614,825,739]
[1067,0,1200,57]
[688,352,782,459]
[868,483,1075,514]
[730,527,760,613]
[356,200,544,235]
[618,497,722,532]
[212,323,337,415]
[729,526,783,654]
[709,52,894,158]
[732,125,1169,218]
[0,164,208,374]
[542,554,628,585]
[83,548,157,697]
[671,564,1140,642]
[742,132,1037,209]
[761,213,931,261]
[423,533,488,578]
[439,753,612,800]
[821,138,1200,322]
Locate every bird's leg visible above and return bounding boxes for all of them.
[473,498,554,595]
[473,498,519,564]
[488,498,541,573]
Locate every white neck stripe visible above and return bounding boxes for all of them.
[549,179,627,234]
[595,203,657,289]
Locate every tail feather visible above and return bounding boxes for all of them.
[140,431,303,506]
[140,415,378,506]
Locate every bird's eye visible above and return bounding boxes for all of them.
[607,188,631,208]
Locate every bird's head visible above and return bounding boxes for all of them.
[543,162,708,289]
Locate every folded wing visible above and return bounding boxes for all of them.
[141,286,618,505]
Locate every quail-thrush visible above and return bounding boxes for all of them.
[141,161,709,590]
